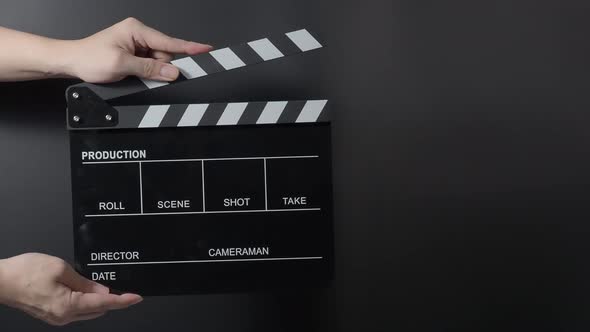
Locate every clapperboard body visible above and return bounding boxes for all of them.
[66,29,333,295]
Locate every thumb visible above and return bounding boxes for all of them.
[123,54,179,81]
[57,264,109,294]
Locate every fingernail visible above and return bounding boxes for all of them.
[160,65,178,80]
[129,294,143,304]
[189,41,212,47]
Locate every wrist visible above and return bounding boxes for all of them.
[41,38,80,79]
[0,258,9,305]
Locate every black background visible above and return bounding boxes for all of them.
[1,0,590,331]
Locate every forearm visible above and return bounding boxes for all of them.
[0,258,10,306]
[0,27,75,81]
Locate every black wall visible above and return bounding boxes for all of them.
[1,0,590,331]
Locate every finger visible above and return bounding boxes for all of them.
[149,50,174,63]
[73,312,106,322]
[122,54,179,81]
[133,23,212,55]
[57,264,109,294]
[70,292,143,314]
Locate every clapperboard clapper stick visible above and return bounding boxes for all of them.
[66,29,334,295]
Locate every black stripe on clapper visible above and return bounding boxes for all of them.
[277,101,305,124]
[268,34,302,56]
[173,74,189,83]
[160,104,189,127]
[231,43,264,65]
[198,103,227,126]
[238,102,266,125]
[316,103,331,122]
[115,105,150,128]
[192,52,226,75]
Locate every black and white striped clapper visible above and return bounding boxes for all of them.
[66,28,333,296]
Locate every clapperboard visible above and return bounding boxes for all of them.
[66,29,333,295]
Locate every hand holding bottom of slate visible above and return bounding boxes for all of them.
[0,253,142,326]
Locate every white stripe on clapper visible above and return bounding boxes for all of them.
[256,101,288,124]
[247,38,284,61]
[295,100,328,123]
[217,102,248,125]
[285,29,323,52]
[171,57,208,79]
[139,78,169,89]
[209,48,246,70]
[138,105,170,128]
[178,104,209,127]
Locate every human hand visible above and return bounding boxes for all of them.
[0,253,142,326]
[58,17,212,83]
